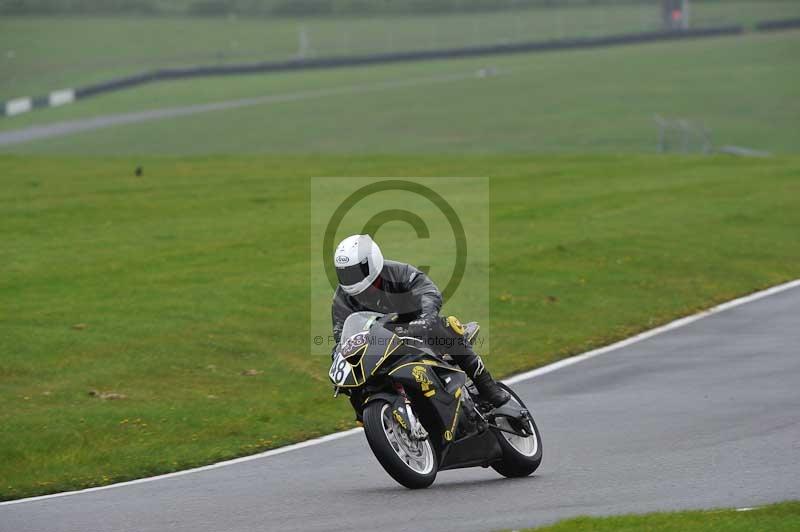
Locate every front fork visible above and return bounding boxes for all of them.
[394,383,429,441]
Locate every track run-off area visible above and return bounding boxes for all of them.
[2,280,799,531]
[0,70,495,148]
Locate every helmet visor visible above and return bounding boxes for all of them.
[336,260,371,286]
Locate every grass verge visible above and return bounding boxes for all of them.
[517,501,800,531]
[1,154,799,500]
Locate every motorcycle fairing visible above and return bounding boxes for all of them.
[330,325,405,388]
[388,361,469,442]
[438,429,503,470]
[388,361,504,469]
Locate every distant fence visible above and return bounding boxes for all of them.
[3,20,791,118]
[755,18,800,32]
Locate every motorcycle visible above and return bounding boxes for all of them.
[329,311,542,489]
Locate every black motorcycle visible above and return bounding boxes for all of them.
[329,311,542,489]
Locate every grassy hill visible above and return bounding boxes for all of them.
[2,31,798,155]
[2,0,798,100]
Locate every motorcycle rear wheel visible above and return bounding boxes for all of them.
[363,400,438,489]
[491,383,543,478]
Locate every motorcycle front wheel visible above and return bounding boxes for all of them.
[363,400,437,489]
[491,383,543,478]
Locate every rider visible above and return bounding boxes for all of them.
[331,234,510,408]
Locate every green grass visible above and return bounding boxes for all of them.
[2,1,799,100]
[1,153,799,501]
[519,501,800,531]
[2,31,799,154]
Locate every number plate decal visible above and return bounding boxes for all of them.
[329,351,352,386]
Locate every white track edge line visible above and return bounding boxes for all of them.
[3,278,799,507]
[0,428,364,506]
[505,278,800,385]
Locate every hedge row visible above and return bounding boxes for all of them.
[0,0,683,17]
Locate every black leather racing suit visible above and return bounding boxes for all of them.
[332,260,441,344]
[331,260,487,412]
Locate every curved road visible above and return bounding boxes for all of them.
[3,285,800,532]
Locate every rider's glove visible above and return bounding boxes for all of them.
[408,313,439,339]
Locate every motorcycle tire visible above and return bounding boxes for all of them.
[491,383,543,478]
[363,399,438,489]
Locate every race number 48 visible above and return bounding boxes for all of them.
[329,352,351,385]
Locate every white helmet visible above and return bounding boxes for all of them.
[334,234,384,296]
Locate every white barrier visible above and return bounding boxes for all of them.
[49,89,75,107]
[5,97,32,116]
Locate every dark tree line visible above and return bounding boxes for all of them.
[0,0,724,17]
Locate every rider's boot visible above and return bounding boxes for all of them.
[455,353,510,407]
[471,368,511,408]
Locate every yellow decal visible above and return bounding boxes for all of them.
[412,365,433,392]
[447,393,462,441]
[392,409,408,430]
[444,430,453,441]
[424,389,436,398]
[447,316,465,336]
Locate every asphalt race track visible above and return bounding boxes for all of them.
[3,285,799,532]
